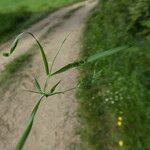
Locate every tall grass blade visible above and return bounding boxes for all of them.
[49,33,71,73]
[24,90,43,95]
[2,31,132,150]
[34,78,42,92]
[3,33,24,57]
[50,87,76,96]
[87,45,130,63]
[44,77,50,91]
[50,60,85,76]
[50,45,131,76]
[50,80,61,93]
[3,32,49,75]
[16,96,44,150]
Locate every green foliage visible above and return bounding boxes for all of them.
[0,0,82,43]
[3,31,130,149]
[34,78,43,92]
[0,51,34,92]
[77,0,150,149]
[4,32,50,75]
[16,95,44,150]
[51,45,131,76]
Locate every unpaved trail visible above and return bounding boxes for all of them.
[0,1,97,150]
[0,0,92,72]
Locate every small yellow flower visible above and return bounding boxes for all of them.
[117,121,122,126]
[118,140,124,147]
[118,116,123,121]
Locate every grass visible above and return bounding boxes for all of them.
[1,0,149,149]
[0,51,34,93]
[2,30,130,149]
[0,0,84,90]
[0,20,64,90]
[0,0,82,43]
[0,8,80,92]
[77,0,150,149]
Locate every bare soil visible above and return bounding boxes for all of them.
[0,1,97,149]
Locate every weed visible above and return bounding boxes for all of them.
[0,0,82,43]
[3,31,131,150]
[77,0,150,149]
[0,52,33,93]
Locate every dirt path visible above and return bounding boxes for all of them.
[0,1,97,150]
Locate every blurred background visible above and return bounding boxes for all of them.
[0,0,81,43]
[0,0,149,150]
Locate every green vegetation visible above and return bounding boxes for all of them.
[0,52,32,80]
[77,0,150,149]
[0,51,34,92]
[1,0,149,149]
[0,21,64,91]
[0,0,81,43]
[3,31,129,149]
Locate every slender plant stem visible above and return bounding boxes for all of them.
[16,95,44,150]
[49,33,71,74]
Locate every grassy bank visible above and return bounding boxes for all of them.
[77,0,150,149]
[0,0,81,43]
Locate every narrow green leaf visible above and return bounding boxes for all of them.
[24,90,43,95]
[3,53,10,57]
[34,78,42,92]
[87,45,130,63]
[43,76,50,91]
[3,33,23,57]
[49,87,76,96]
[50,92,64,96]
[29,32,49,75]
[50,45,131,76]
[50,80,61,93]
[50,59,85,76]
[3,32,49,75]
[50,33,71,73]
[4,38,19,56]
[16,96,44,150]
